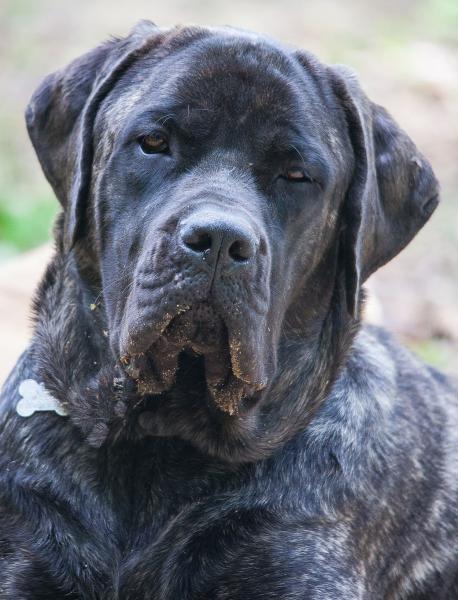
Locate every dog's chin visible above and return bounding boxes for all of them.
[119,302,261,415]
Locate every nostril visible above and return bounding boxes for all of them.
[229,240,251,262]
[180,216,258,268]
[183,231,212,253]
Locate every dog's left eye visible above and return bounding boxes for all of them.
[282,168,313,183]
[138,133,169,154]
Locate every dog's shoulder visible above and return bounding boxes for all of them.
[270,324,458,507]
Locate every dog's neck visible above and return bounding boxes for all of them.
[29,241,361,462]
[30,248,127,446]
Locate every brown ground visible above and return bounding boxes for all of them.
[1,0,457,385]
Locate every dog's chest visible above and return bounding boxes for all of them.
[77,440,338,600]
[74,441,257,599]
[104,491,289,600]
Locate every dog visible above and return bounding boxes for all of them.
[1,20,457,599]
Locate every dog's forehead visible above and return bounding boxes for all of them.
[100,30,347,163]
[124,40,292,112]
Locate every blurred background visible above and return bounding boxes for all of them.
[0,0,457,383]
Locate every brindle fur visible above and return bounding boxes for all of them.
[0,21,457,599]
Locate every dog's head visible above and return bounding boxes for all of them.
[26,22,438,456]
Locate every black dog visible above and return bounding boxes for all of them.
[1,21,457,599]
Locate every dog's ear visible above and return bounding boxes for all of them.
[330,66,440,317]
[25,20,160,249]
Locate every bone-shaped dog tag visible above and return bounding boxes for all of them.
[16,379,68,417]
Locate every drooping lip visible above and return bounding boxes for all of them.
[119,302,269,415]
[120,304,188,358]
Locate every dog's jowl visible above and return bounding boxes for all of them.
[1,21,457,599]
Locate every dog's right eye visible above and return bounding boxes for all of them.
[138,133,169,155]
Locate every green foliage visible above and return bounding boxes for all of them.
[408,338,458,374]
[420,0,458,44]
[0,194,56,260]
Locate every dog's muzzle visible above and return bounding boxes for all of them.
[118,208,273,414]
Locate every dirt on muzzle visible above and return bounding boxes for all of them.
[120,302,264,415]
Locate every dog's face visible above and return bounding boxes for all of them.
[93,32,352,414]
[26,23,439,453]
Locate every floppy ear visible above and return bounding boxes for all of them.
[25,20,160,249]
[330,66,440,317]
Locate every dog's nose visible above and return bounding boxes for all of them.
[180,213,258,272]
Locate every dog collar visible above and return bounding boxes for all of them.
[16,379,68,417]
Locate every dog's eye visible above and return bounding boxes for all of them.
[283,168,313,183]
[138,134,169,154]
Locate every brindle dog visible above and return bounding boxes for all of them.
[1,21,457,599]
